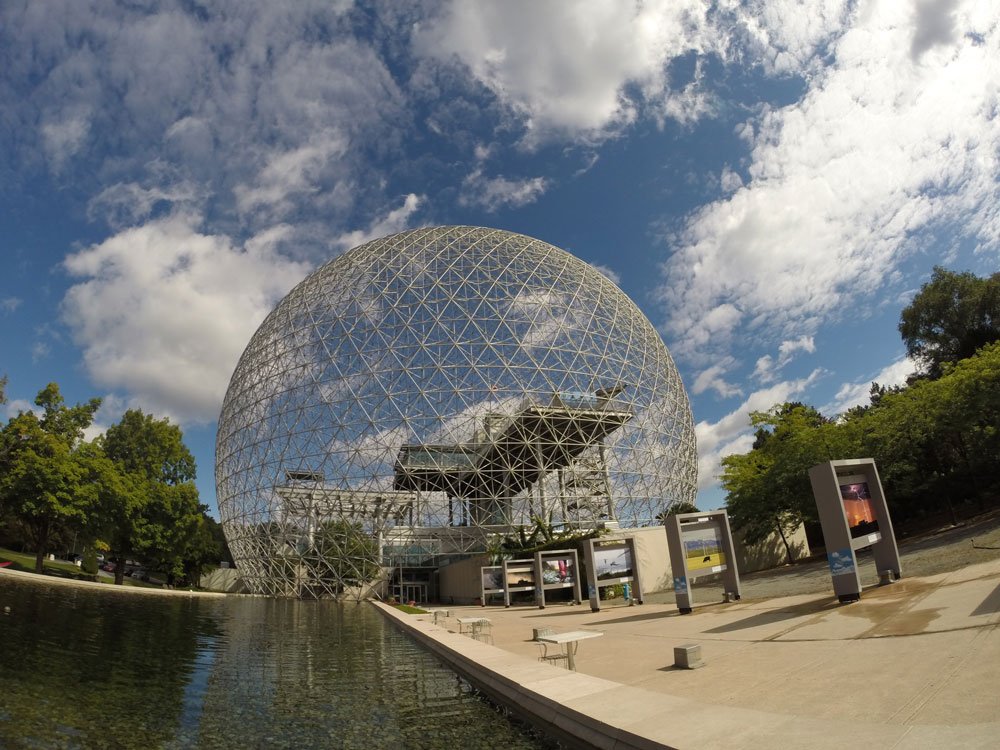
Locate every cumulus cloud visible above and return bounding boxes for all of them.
[414,1,717,143]
[754,335,816,383]
[661,1,1000,365]
[1,2,406,239]
[333,194,424,252]
[822,356,918,415]
[459,169,548,212]
[911,0,960,61]
[691,358,742,399]
[694,369,822,492]
[720,0,854,75]
[3,399,36,421]
[61,214,311,424]
[88,178,205,229]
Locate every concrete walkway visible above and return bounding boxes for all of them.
[377,557,1000,749]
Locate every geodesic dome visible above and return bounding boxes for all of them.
[216,226,696,598]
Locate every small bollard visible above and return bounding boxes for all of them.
[673,643,704,669]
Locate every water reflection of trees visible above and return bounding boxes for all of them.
[0,581,548,749]
[0,578,221,748]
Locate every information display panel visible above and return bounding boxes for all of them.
[480,565,504,606]
[502,558,536,607]
[534,548,583,607]
[665,510,741,614]
[809,459,900,603]
[583,537,643,612]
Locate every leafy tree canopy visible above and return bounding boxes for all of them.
[899,266,1000,379]
[0,384,102,572]
[102,409,196,485]
[35,382,102,445]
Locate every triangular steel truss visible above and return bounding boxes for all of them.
[216,226,697,599]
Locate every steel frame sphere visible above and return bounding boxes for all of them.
[216,226,696,598]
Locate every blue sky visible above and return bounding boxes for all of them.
[2,1,998,516]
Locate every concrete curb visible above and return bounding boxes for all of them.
[373,601,677,749]
[374,599,1000,750]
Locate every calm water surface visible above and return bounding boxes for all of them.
[0,578,556,749]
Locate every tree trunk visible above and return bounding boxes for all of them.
[33,520,49,574]
[775,519,796,565]
[113,556,126,585]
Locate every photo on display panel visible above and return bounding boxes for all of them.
[541,558,575,585]
[593,546,633,581]
[681,523,727,573]
[839,480,880,539]
[482,567,503,591]
[506,567,535,587]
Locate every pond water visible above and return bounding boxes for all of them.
[0,578,556,749]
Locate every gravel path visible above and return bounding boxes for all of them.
[646,509,1000,604]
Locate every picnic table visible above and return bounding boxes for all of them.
[427,608,452,625]
[456,616,492,642]
[535,630,603,671]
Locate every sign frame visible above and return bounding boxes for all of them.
[665,509,741,614]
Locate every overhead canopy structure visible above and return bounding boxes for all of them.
[395,392,633,524]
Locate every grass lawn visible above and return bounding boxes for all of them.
[0,547,145,587]
[393,603,429,614]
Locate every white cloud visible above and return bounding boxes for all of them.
[2,2,406,242]
[40,114,90,168]
[61,214,311,424]
[661,1,1000,365]
[235,132,349,220]
[694,369,822,492]
[752,354,775,383]
[590,263,621,285]
[754,335,816,383]
[720,166,743,193]
[720,0,854,75]
[30,342,50,363]
[0,298,21,313]
[88,178,204,229]
[691,358,742,398]
[3,399,36,421]
[459,169,548,212]
[81,393,129,443]
[333,194,424,252]
[414,1,717,143]
[822,356,918,415]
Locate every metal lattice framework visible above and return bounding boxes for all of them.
[216,226,697,598]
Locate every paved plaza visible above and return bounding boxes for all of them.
[381,552,1000,749]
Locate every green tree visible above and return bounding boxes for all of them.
[722,403,840,564]
[178,511,226,586]
[102,409,196,485]
[899,267,1000,379]
[0,384,102,572]
[138,483,204,585]
[313,519,382,593]
[862,342,1000,523]
[100,409,201,585]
